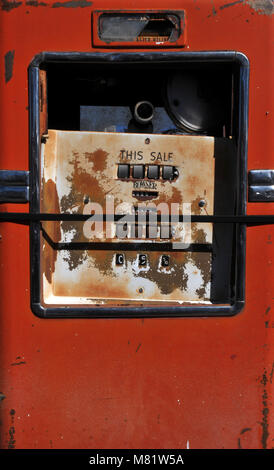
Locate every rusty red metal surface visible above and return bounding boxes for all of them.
[0,0,273,450]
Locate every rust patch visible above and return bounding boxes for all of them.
[60,213,88,271]
[192,251,211,299]
[64,151,104,206]
[171,187,183,205]
[61,153,103,211]
[4,50,15,83]
[54,270,127,299]
[191,252,211,286]
[53,250,211,301]
[39,69,48,137]
[60,151,105,270]
[89,250,114,276]
[0,0,22,11]
[85,149,109,173]
[192,224,207,244]
[61,237,87,271]
[134,251,190,296]
[195,286,206,299]
[67,152,95,196]
[41,179,61,283]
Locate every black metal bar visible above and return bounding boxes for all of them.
[29,50,249,67]
[248,185,274,203]
[234,56,249,309]
[0,187,29,203]
[0,170,30,203]
[28,64,41,311]
[248,170,274,202]
[40,226,212,252]
[248,169,274,186]
[0,170,30,186]
[31,302,245,320]
[0,212,274,225]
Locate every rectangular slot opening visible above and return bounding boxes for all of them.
[93,10,186,47]
[98,13,180,43]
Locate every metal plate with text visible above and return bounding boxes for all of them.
[41,130,215,306]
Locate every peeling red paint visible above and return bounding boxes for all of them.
[8,410,16,449]
[52,0,92,7]
[237,427,252,448]
[1,0,93,9]
[0,0,22,11]
[245,0,274,15]
[208,0,273,16]
[26,0,48,6]
[261,371,270,449]
[4,50,15,83]
[219,0,244,9]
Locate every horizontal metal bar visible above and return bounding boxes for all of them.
[248,170,274,186]
[0,187,29,204]
[0,170,29,186]
[32,301,245,319]
[248,185,274,203]
[0,212,274,225]
[30,51,249,67]
[41,229,212,253]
